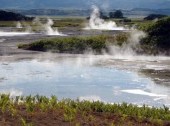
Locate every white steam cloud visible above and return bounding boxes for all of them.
[21,21,32,32]
[84,5,125,30]
[16,22,23,29]
[108,29,146,58]
[33,18,67,36]
[0,18,67,36]
[44,18,67,36]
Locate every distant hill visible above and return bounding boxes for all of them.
[14,9,91,16]
[131,8,170,15]
[0,0,170,10]
[2,8,170,18]
[0,10,34,21]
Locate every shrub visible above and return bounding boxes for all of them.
[144,14,167,21]
[18,35,128,54]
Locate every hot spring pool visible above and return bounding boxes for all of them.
[0,56,170,107]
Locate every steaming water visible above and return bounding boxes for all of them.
[0,55,170,107]
[0,31,34,36]
[84,6,126,31]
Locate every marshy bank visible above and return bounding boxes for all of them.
[18,35,128,54]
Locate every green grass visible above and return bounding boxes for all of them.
[0,17,85,28]
[0,17,152,29]
[109,18,154,29]
[18,35,128,54]
[0,21,33,27]
[136,21,154,31]
[0,21,16,27]
[52,18,85,28]
[0,94,169,125]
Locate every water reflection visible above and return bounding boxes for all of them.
[0,57,170,107]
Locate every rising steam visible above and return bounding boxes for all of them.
[33,18,67,36]
[0,18,67,36]
[84,5,125,30]
[44,19,67,36]
[108,29,146,58]
[16,22,23,29]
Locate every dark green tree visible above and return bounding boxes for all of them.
[141,17,170,54]
[144,14,167,20]
[109,10,123,18]
[99,11,109,19]
[109,12,114,18]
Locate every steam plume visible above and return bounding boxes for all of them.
[33,18,67,36]
[16,22,23,29]
[84,5,125,30]
[45,18,66,36]
[108,29,146,58]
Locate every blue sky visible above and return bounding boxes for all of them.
[0,0,170,9]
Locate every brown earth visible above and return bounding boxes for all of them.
[1,106,169,126]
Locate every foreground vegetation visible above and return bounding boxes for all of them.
[0,94,170,126]
[18,34,128,54]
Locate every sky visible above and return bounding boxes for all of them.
[0,0,170,9]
